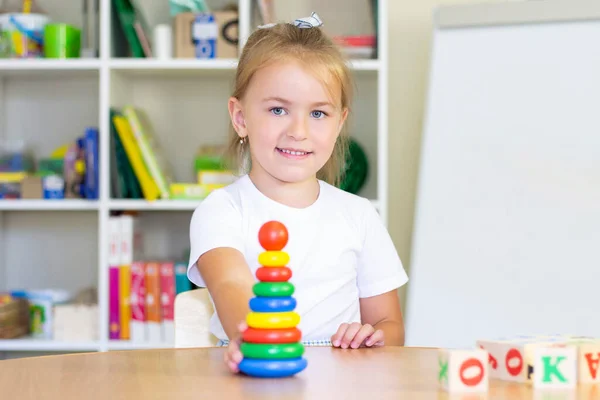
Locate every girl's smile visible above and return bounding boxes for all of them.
[276,147,313,159]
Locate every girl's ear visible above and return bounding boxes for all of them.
[228,96,247,137]
[338,107,349,133]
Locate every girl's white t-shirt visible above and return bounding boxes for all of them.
[187,174,408,342]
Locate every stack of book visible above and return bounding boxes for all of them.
[107,213,193,344]
[110,106,235,202]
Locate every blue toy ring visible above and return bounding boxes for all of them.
[249,296,297,313]
[238,357,307,378]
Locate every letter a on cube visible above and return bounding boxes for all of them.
[565,339,600,384]
[438,348,489,392]
[580,343,600,384]
[533,345,577,389]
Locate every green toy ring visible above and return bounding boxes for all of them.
[240,342,305,359]
[253,282,294,297]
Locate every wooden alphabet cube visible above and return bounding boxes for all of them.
[477,336,569,383]
[578,342,600,384]
[533,345,577,389]
[438,348,489,393]
[563,339,600,384]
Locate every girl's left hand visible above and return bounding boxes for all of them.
[331,322,384,349]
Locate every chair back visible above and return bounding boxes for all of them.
[174,288,217,348]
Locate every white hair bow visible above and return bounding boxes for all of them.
[258,12,323,30]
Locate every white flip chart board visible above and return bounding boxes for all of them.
[404,1,600,349]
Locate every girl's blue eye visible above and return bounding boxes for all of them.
[311,110,325,119]
[271,107,286,116]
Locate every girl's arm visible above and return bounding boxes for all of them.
[196,247,254,340]
[359,289,405,345]
[331,199,409,349]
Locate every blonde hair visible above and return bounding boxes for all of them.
[225,22,354,187]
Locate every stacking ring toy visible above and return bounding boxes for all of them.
[249,296,296,313]
[256,266,292,282]
[241,220,307,378]
[253,282,294,297]
[238,357,308,378]
[242,327,302,344]
[258,221,288,251]
[258,251,290,267]
[246,311,300,329]
[240,342,305,359]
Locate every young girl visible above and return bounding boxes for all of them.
[187,13,408,373]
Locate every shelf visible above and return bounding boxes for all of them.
[349,59,381,71]
[110,58,238,70]
[109,199,380,211]
[109,200,201,211]
[0,59,101,77]
[109,58,238,78]
[0,0,387,358]
[370,199,380,210]
[108,58,380,77]
[0,200,100,211]
[0,338,100,352]
[106,341,173,350]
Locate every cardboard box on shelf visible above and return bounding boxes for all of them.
[174,11,238,59]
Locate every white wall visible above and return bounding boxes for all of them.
[387,0,503,312]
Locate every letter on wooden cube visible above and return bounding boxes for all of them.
[533,345,577,389]
[438,348,489,392]
[477,336,569,383]
[579,343,600,383]
[477,338,527,382]
[563,339,600,384]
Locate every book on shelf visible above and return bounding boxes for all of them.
[122,106,174,200]
[111,109,161,201]
[108,214,193,344]
[110,106,180,202]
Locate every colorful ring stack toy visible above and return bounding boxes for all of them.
[238,221,308,378]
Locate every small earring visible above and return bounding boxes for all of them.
[239,137,247,172]
[239,136,245,155]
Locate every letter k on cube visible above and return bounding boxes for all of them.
[533,345,577,389]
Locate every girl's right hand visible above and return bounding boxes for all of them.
[224,321,247,373]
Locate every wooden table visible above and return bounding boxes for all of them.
[1,346,598,399]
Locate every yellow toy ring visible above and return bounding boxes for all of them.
[258,251,290,267]
[246,312,300,329]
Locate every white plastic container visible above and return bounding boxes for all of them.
[0,13,49,58]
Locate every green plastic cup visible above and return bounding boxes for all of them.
[44,24,80,58]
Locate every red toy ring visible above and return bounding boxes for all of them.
[256,266,292,282]
[242,327,302,344]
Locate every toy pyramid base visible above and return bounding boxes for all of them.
[239,357,307,378]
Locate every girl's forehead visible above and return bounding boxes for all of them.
[248,59,342,103]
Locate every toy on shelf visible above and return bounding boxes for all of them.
[9,289,72,339]
[0,0,48,58]
[238,221,307,378]
[0,127,98,200]
[0,140,33,199]
[194,145,236,185]
[339,137,368,195]
[167,145,237,201]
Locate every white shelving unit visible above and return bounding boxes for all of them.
[0,0,387,356]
